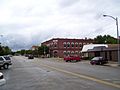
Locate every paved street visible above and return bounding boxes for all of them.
[0,56,120,90]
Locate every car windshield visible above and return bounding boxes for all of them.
[4,56,11,60]
[92,57,102,60]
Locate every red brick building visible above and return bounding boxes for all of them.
[41,38,94,58]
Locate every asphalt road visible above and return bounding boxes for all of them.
[0,56,120,90]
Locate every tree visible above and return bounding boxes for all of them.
[20,49,26,55]
[94,35,117,44]
[25,50,32,54]
[0,45,11,56]
[38,45,49,55]
[94,35,105,44]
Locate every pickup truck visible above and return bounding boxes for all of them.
[64,56,81,62]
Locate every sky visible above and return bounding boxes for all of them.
[0,0,120,51]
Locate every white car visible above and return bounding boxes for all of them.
[0,56,12,69]
[0,72,6,86]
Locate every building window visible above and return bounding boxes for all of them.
[63,51,66,54]
[79,42,82,47]
[63,51,67,56]
[67,51,70,55]
[75,42,78,47]
[71,42,74,47]
[67,42,70,48]
[75,51,78,54]
[63,42,66,48]
[71,51,74,54]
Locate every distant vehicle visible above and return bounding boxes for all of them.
[0,56,12,69]
[28,55,34,59]
[7,55,13,57]
[25,54,29,57]
[90,57,108,65]
[64,56,81,62]
[0,72,6,86]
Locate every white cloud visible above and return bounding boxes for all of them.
[0,0,120,50]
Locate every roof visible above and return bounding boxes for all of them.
[41,38,94,44]
[81,44,108,52]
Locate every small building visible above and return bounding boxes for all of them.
[81,44,120,62]
[31,46,39,51]
[41,38,94,58]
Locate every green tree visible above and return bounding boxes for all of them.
[25,50,32,54]
[94,35,118,44]
[38,45,49,55]
[0,45,11,55]
[20,49,26,55]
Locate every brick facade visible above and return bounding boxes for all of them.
[41,38,94,58]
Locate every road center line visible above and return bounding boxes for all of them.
[40,63,120,89]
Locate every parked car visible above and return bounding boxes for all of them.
[64,56,81,62]
[0,56,12,69]
[0,72,6,86]
[25,54,29,57]
[28,55,34,59]
[90,57,108,65]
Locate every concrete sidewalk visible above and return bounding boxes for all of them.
[105,61,120,67]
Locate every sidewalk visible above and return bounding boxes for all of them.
[105,61,120,67]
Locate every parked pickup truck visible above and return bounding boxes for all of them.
[64,56,81,62]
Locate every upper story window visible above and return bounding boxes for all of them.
[75,42,78,47]
[63,42,66,48]
[67,42,70,47]
[79,42,82,47]
[71,51,74,54]
[71,42,74,47]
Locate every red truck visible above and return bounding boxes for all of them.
[64,56,81,62]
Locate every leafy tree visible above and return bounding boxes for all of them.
[94,35,105,44]
[94,35,118,44]
[38,45,49,55]
[25,50,32,54]
[20,49,26,55]
[0,45,11,55]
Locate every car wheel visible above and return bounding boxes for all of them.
[3,64,9,69]
[99,62,102,65]
[91,63,94,65]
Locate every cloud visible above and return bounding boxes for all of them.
[0,0,120,51]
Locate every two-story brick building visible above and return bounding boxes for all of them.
[41,38,94,58]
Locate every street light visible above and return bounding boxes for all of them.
[103,14,120,65]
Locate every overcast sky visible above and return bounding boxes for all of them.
[0,0,120,51]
